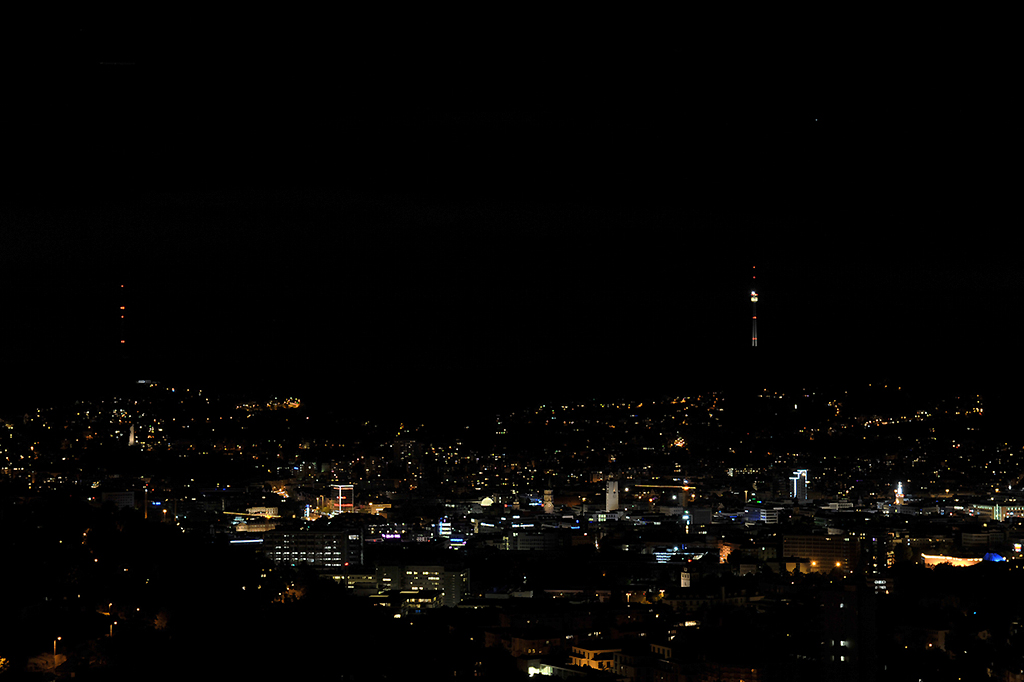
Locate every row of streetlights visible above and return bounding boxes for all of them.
[52,617,118,671]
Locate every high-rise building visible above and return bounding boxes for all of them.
[819,584,877,682]
[790,469,809,503]
[606,480,619,512]
[858,532,896,594]
[334,484,355,513]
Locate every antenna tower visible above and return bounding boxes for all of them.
[119,283,127,353]
[751,266,758,347]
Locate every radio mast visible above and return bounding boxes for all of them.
[751,266,758,347]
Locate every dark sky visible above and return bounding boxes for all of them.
[2,21,1016,417]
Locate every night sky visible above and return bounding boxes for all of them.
[3,22,1016,418]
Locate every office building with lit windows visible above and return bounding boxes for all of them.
[782,534,860,573]
[263,530,363,570]
[374,563,470,607]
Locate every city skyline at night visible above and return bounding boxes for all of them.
[2,18,1018,681]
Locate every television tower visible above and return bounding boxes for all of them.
[750,266,758,347]
[119,283,137,446]
[119,283,127,354]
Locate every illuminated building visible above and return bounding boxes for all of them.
[790,469,809,503]
[606,480,619,512]
[374,563,469,607]
[745,504,781,524]
[920,554,983,569]
[782,534,860,572]
[858,532,896,594]
[333,484,354,513]
[970,502,1024,522]
[263,530,363,570]
[570,643,622,672]
[232,507,280,533]
[369,589,443,616]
